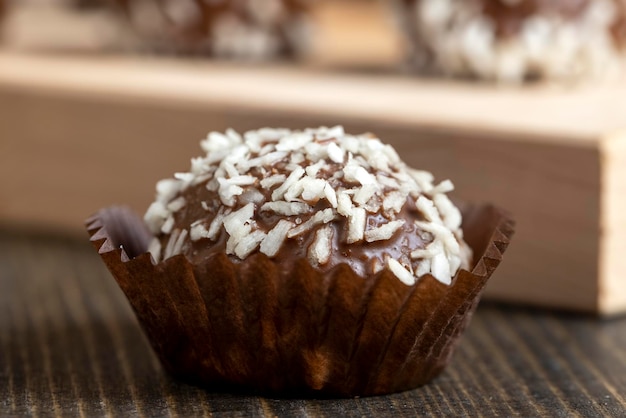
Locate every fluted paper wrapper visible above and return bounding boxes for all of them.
[86,204,514,397]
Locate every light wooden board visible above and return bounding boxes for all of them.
[1,51,625,142]
[0,51,625,314]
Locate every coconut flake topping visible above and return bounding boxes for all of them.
[145,126,471,286]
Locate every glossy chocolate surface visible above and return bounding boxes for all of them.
[163,180,432,278]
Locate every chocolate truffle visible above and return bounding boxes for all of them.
[396,0,626,82]
[115,0,311,58]
[87,126,514,396]
[145,126,472,286]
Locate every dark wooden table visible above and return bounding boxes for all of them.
[1,228,625,417]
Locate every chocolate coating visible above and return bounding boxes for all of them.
[612,3,626,46]
[163,181,432,278]
[146,127,471,286]
[481,0,591,37]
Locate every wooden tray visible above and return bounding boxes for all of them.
[1,48,625,315]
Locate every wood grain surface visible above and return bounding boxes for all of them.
[1,228,625,417]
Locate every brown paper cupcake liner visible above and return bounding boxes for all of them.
[86,203,514,397]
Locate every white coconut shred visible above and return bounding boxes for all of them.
[145,126,472,286]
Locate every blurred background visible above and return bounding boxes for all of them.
[1,0,626,314]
